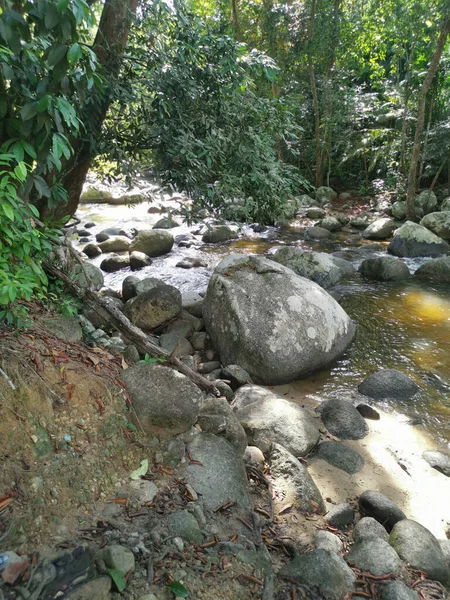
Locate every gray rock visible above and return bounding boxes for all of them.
[390,519,450,586]
[221,365,253,390]
[422,450,450,477]
[359,256,410,281]
[415,256,450,283]
[100,254,130,272]
[123,345,140,364]
[353,517,389,543]
[391,201,407,221]
[315,530,343,553]
[129,480,158,503]
[304,226,332,240]
[236,391,320,457]
[135,277,166,296]
[64,577,111,600]
[203,255,355,385]
[316,441,364,474]
[80,188,113,204]
[98,236,131,253]
[70,261,104,291]
[82,243,102,258]
[176,256,207,269]
[182,291,204,317]
[153,217,180,229]
[316,186,338,204]
[159,333,193,356]
[440,539,450,567]
[346,538,401,576]
[191,332,208,351]
[102,544,135,575]
[362,218,396,240]
[320,216,342,232]
[326,503,354,527]
[129,229,174,257]
[270,443,325,513]
[43,315,83,343]
[356,404,380,420]
[197,397,247,454]
[350,217,370,230]
[121,364,203,437]
[273,247,353,289]
[442,197,450,211]
[165,318,195,338]
[198,361,221,374]
[127,285,182,331]
[279,549,355,600]
[214,381,234,401]
[359,490,406,532]
[387,221,450,257]
[381,581,419,600]
[137,596,158,600]
[167,510,203,544]
[306,207,326,219]
[415,190,437,215]
[231,385,275,411]
[202,225,238,244]
[420,211,450,240]
[129,251,153,270]
[244,446,265,467]
[319,398,369,440]
[122,275,139,302]
[358,369,419,400]
[185,433,250,508]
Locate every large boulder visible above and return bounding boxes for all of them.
[389,520,450,586]
[358,369,419,400]
[415,190,438,215]
[80,187,113,204]
[391,201,406,221]
[362,218,397,240]
[320,216,342,232]
[415,256,450,283]
[304,226,332,240]
[316,186,338,205]
[121,364,203,437]
[203,255,356,385]
[202,225,238,244]
[70,261,104,291]
[98,236,131,253]
[273,248,353,289]
[100,254,130,272]
[127,285,181,331]
[420,211,450,240]
[235,389,320,457]
[129,229,174,257]
[359,256,410,281]
[359,490,405,532]
[387,221,450,257]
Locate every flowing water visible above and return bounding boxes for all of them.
[74,189,450,450]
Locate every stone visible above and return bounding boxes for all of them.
[135,277,166,296]
[129,229,174,257]
[320,216,342,232]
[315,530,343,553]
[420,211,450,240]
[214,381,234,401]
[304,226,332,240]
[415,256,450,283]
[129,251,153,270]
[354,517,389,543]
[165,318,195,338]
[270,443,325,513]
[202,225,238,244]
[306,207,326,219]
[137,596,158,600]
[359,256,410,281]
[387,221,450,257]
[346,538,401,576]
[64,577,111,600]
[98,236,131,253]
[319,399,368,440]
[357,404,380,420]
[100,254,130,272]
[422,450,450,477]
[197,397,247,454]
[279,549,355,600]
[43,315,83,343]
[415,190,438,215]
[82,243,102,258]
[159,333,193,356]
[102,545,135,575]
[244,446,265,467]
[359,490,405,532]
[441,197,450,211]
[129,480,158,503]
[326,503,354,527]
[221,365,253,390]
[182,291,203,317]
[84,222,95,228]
[123,345,140,364]
[358,369,419,400]
[121,364,203,437]
[381,581,419,600]
[391,201,407,221]
[316,441,364,474]
[316,186,338,204]
[167,510,203,544]
[440,539,450,567]
[350,217,370,230]
[80,188,113,204]
[273,247,353,289]
[185,433,250,508]
[191,332,208,351]
[235,390,320,457]
[198,361,221,374]
[362,218,396,240]
[153,217,180,229]
[70,261,104,291]
[231,384,276,411]
[127,285,182,331]
[390,520,450,586]
[203,255,355,385]
[122,275,139,302]
[176,257,207,269]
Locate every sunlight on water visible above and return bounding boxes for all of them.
[401,291,450,323]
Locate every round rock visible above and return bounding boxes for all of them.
[316,441,364,474]
[129,229,174,257]
[387,221,450,257]
[359,256,410,281]
[353,517,389,543]
[422,450,450,477]
[358,369,419,400]
[381,581,419,600]
[359,490,406,532]
[415,256,450,283]
[319,398,369,440]
[127,285,182,331]
[346,538,401,576]
[326,503,354,527]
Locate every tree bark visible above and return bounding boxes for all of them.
[405,16,450,221]
[231,0,240,41]
[38,0,138,221]
[308,0,323,188]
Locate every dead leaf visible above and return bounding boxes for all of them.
[2,560,29,584]
[121,357,129,370]
[87,354,101,366]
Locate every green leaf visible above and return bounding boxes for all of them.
[129,459,148,480]
[37,95,51,113]
[107,569,126,592]
[48,43,67,67]
[57,0,70,13]
[21,141,37,159]
[167,581,189,597]
[2,203,14,221]
[45,3,60,29]
[20,102,38,121]
[14,162,27,182]
[67,42,82,65]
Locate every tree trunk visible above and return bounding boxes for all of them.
[308,0,322,188]
[38,0,138,222]
[405,16,450,221]
[231,0,240,41]
[417,93,435,185]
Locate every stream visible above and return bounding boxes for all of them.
[73,180,450,450]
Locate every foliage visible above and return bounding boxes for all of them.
[137,354,165,365]
[106,568,126,592]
